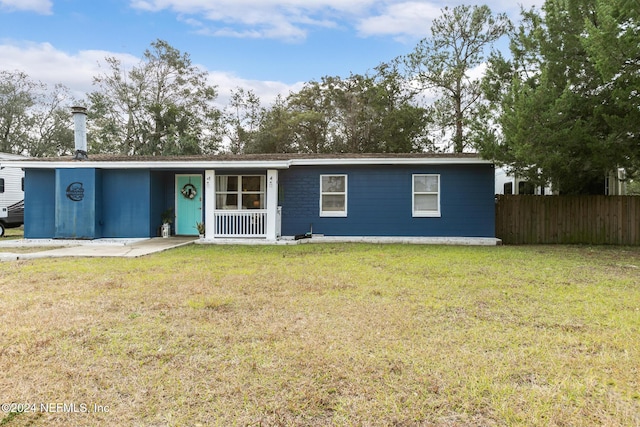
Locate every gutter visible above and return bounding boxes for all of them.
[289,157,492,166]
[0,157,492,170]
[0,160,293,170]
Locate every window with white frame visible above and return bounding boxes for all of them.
[413,174,440,217]
[320,175,347,217]
[216,175,265,210]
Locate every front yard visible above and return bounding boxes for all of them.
[0,244,638,426]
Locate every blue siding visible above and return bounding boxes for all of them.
[23,168,182,239]
[151,171,175,237]
[102,170,152,238]
[22,163,494,240]
[55,168,102,239]
[279,164,495,237]
[24,169,56,239]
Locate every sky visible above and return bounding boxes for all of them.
[0,0,545,107]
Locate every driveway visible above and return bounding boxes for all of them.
[0,237,197,261]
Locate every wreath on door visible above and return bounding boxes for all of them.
[181,183,197,200]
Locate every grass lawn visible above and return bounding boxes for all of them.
[0,244,638,426]
[1,227,23,240]
[0,228,66,254]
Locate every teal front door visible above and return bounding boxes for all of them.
[176,175,202,235]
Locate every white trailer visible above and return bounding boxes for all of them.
[495,167,625,195]
[0,152,26,237]
[495,167,553,195]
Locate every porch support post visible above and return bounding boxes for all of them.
[205,169,215,240]
[266,169,278,241]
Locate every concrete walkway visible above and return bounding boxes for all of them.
[1,235,501,261]
[0,236,197,261]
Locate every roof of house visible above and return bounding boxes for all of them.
[0,152,492,169]
[0,152,29,160]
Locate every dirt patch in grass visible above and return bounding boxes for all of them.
[0,244,639,426]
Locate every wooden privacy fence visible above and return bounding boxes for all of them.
[495,195,640,245]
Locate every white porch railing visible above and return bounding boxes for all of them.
[213,210,267,237]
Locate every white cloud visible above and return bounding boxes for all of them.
[0,41,138,99]
[0,0,52,14]
[194,20,309,41]
[492,0,545,13]
[0,41,302,108]
[129,0,373,41]
[208,71,304,108]
[128,0,548,42]
[357,2,442,39]
[357,0,548,40]
[467,62,487,81]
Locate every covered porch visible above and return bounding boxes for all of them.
[203,169,280,241]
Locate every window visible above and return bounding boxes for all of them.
[518,181,535,195]
[0,178,4,193]
[413,174,440,217]
[216,175,265,209]
[320,175,347,217]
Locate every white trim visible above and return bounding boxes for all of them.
[0,160,292,170]
[266,170,278,241]
[320,174,348,217]
[213,210,267,237]
[1,156,491,170]
[205,170,215,239]
[202,172,280,239]
[412,174,441,218]
[292,157,491,166]
[215,174,265,210]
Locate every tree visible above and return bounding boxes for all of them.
[0,70,33,154]
[479,0,639,194]
[27,83,76,157]
[628,178,640,195]
[251,66,428,155]
[583,0,640,178]
[246,95,296,154]
[369,61,432,153]
[224,88,262,154]
[88,39,222,156]
[405,5,511,153]
[286,79,335,153]
[0,70,74,157]
[325,74,375,152]
[323,65,431,153]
